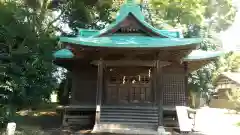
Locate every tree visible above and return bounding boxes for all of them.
[48,0,113,30]
[214,52,240,75]
[147,0,237,102]
[0,0,115,109]
[0,0,61,123]
[150,0,236,31]
[227,87,240,110]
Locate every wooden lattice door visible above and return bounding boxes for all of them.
[106,67,152,104]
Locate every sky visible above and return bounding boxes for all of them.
[220,0,240,51]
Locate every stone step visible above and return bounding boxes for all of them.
[100,118,158,123]
[101,115,158,120]
[102,109,158,113]
[101,111,158,116]
[102,105,158,110]
[100,106,159,129]
[99,122,158,128]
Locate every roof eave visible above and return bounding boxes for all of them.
[53,49,74,59]
[184,51,224,72]
[60,37,202,49]
[183,51,224,62]
[59,38,200,49]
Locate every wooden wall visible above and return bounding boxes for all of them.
[160,63,187,106]
[70,63,98,105]
[69,61,187,106]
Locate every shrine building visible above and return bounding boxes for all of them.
[53,0,222,133]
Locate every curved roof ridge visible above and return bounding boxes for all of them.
[90,13,183,38]
[126,0,136,5]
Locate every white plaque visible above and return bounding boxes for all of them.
[96,105,100,112]
[176,106,193,132]
[6,122,16,135]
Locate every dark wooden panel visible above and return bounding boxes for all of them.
[157,63,187,106]
[160,73,186,106]
[105,67,153,104]
[162,62,185,73]
[62,106,95,128]
[71,64,97,105]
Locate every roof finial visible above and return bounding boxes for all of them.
[126,0,135,5]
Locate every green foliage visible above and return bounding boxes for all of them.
[0,105,9,128]
[0,0,116,126]
[236,121,240,127]
[151,0,206,27]
[215,52,240,74]
[144,0,237,98]
[149,0,237,97]
[204,0,236,32]
[0,0,59,125]
[56,0,113,30]
[187,27,220,95]
[226,87,240,110]
[150,0,236,31]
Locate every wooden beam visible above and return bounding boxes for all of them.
[91,60,171,67]
[95,59,104,124]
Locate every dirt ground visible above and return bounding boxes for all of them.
[0,113,202,135]
[0,113,194,135]
[0,109,62,135]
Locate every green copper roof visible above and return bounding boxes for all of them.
[53,48,223,62]
[116,1,144,22]
[78,29,99,37]
[78,28,183,38]
[85,0,184,38]
[60,0,188,47]
[60,36,201,48]
[54,0,222,70]
[91,14,182,38]
[126,0,135,4]
[158,30,183,38]
[183,50,224,61]
[53,49,74,59]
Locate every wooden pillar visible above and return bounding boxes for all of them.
[152,61,157,104]
[156,59,163,126]
[95,59,104,124]
[183,62,189,106]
